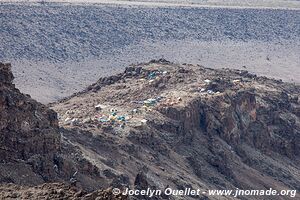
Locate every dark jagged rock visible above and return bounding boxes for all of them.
[0,63,14,85]
[0,63,60,183]
[0,63,108,194]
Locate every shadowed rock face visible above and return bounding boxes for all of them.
[0,63,115,192]
[0,63,14,85]
[0,62,60,182]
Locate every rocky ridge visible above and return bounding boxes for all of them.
[0,60,299,199]
[52,59,299,199]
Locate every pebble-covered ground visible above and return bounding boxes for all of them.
[0,3,299,103]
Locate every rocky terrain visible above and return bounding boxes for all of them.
[0,62,126,199]
[0,60,300,199]
[0,183,127,199]
[0,62,61,185]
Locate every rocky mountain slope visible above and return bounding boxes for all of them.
[0,60,299,199]
[0,62,125,199]
[51,59,299,199]
[0,62,61,184]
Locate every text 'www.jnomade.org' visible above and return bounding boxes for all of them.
[112,187,297,198]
